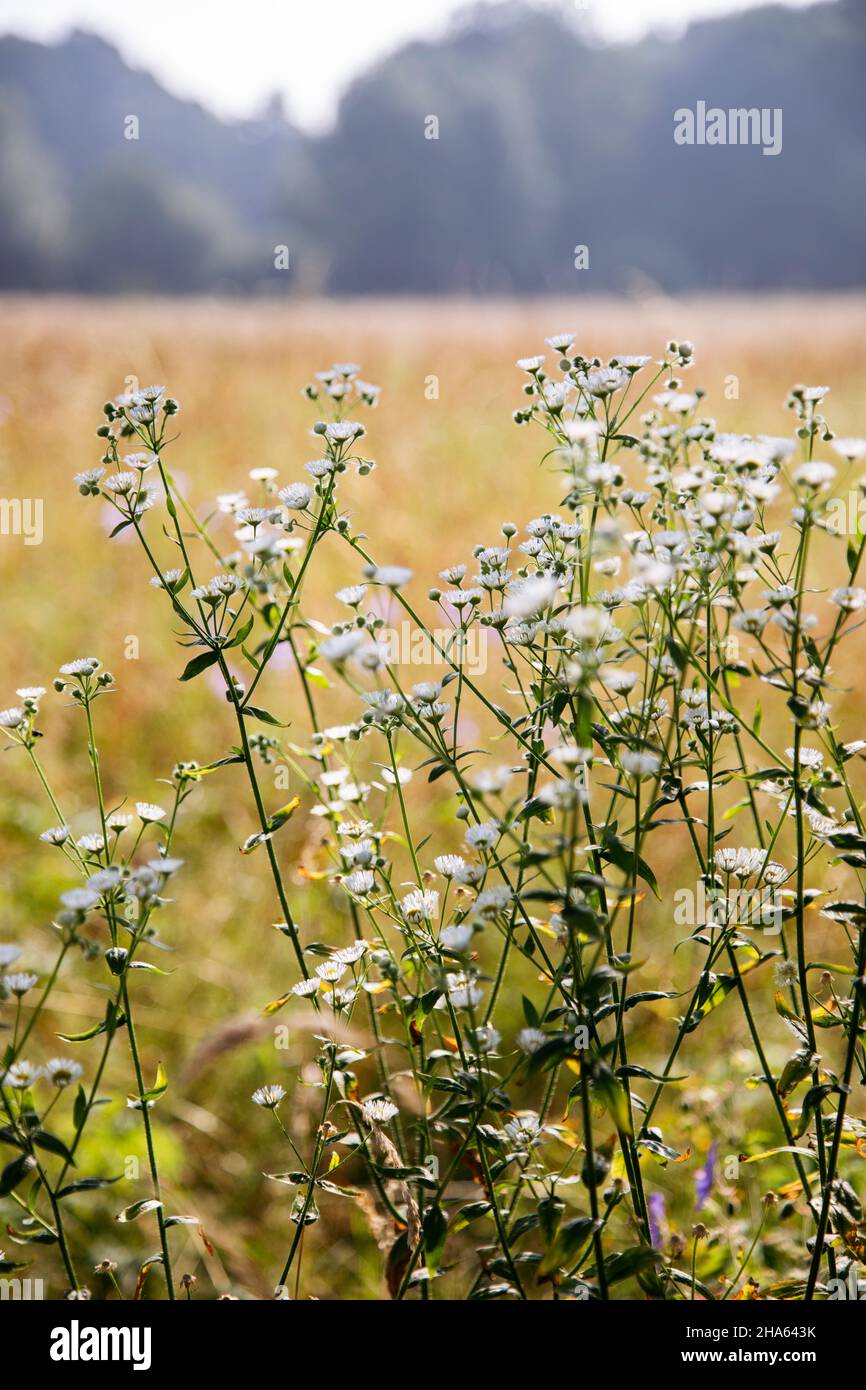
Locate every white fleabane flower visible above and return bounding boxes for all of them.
[612,354,652,373]
[0,707,26,729]
[320,632,362,664]
[3,972,38,997]
[446,973,483,1010]
[545,332,576,353]
[59,658,100,678]
[832,437,866,462]
[465,821,499,851]
[516,355,545,373]
[504,1112,541,1147]
[60,888,99,912]
[441,925,474,952]
[252,1084,286,1109]
[362,563,413,589]
[77,833,105,854]
[621,749,661,779]
[279,483,312,510]
[786,746,824,769]
[504,574,558,619]
[150,568,183,590]
[516,1027,546,1055]
[1,1060,43,1089]
[435,854,468,879]
[335,584,367,607]
[291,978,320,998]
[75,467,104,495]
[599,667,638,694]
[45,1058,84,1089]
[792,461,836,489]
[714,847,765,880]
[136,802,167,823]
[362,1098,399,1124]
[831,586,866,612]
[324,421,364,443]
[566,606,610,642]
[344,869,375,897]
[401,889,439,924]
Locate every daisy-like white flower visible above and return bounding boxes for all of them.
[150,568,183,590]
[251,1084,286,1109]
[775,959,799,989]
[401,889,439,924]
[316,961,347,984]
[332,941,368,966]
[45,1058,84,1089]
[435,854,468,879]
[320,632,362,664]
[344,869,375,896]
[504,1112,541,1147]
[714,847,765,881]
[291,978,320,998]
[447,972,483,1010]
[124,452,158,472]
[599,667,638,694]
[16,687,45,704]
[279,483,312,510]
[324,420,364,443]
[465,821,499,851]
[136,802,167,823]
[60,888,99,913]
[335,584,367,607]
[439,564,466,584]
[3,971,38,997]
[75,467,104,495]
[621,749,661,779]
[0,707,25,730]
[831,586,866,612]
[1,1060,42,1089]
[440,924,474,952]
[792,461,836,489]
[361,1097,399,1125]
[516,1027,546,1055]
[59,657,100,678]
[77,833,106,854]
[474,886,513,918]
[504,574,558,620]
[362,563,413,589]
[832,437,866,462]
[786,746,824,770]
[470,1024,502,1054]
[516,355,545,373]
[545,332,576,353]
[102,472,139,497]
[613,354,652,373]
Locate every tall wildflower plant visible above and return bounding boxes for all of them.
[3,340,865,1300]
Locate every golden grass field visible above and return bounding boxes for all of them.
[1,294,865,1297]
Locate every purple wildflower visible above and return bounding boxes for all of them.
[648,1190,666,1249]
[695,1141,718,1212]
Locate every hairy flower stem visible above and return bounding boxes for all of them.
[804,919,866,1297]
[121,977,176,1300]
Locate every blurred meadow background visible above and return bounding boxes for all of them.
[1,0,866,1300]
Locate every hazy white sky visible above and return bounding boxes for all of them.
[0,0,826,129]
